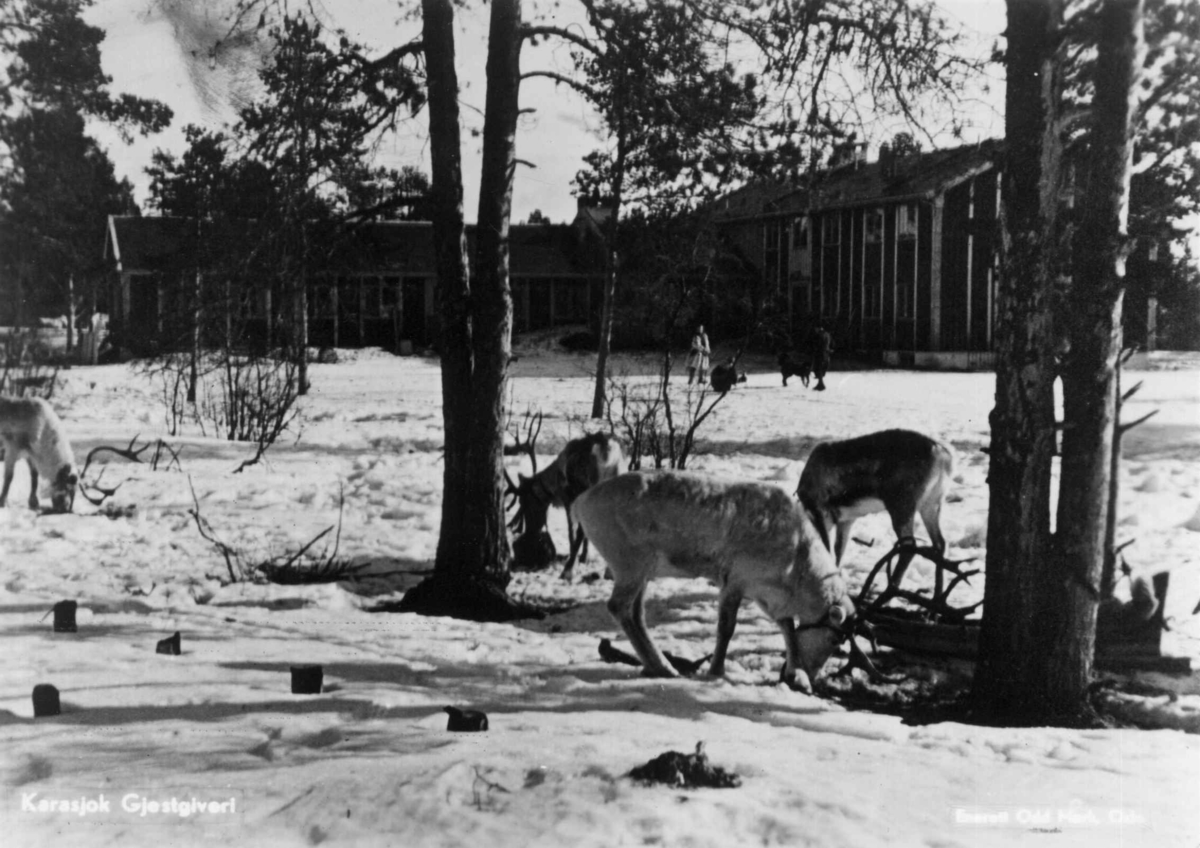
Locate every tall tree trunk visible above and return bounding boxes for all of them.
[400,0,531,621]
[297,225,310,395]
[66,274,76,353]
[189,268,201,403]
[1053,0,1143,706]
[468,0,521,584]
[589,108,627,419]
[972,0,1066,722]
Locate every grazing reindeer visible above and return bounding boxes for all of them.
[777,350,812,388]
[506,413,627,579]
[573,470,884,691]
[795,429,958,607]
[0,395,78,513]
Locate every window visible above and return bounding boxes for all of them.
[554,279,589,322]
[792,216,809,249]
[865,209,884,244]
[382,277,400,314]
[896,203,918,239]
[897,279,914,318]
[822,215,840,245]
[765,223,780,250]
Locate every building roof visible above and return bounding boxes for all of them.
[708,180,800,221]
[105,216,601,278]
[709,139,1001,220]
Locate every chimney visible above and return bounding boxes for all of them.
[879,143,895,179]
[829,141,868,171]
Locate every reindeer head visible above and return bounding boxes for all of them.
[503,408,551,537]
[794,598,855,687]
[795,600,898,687]
[505,470,552,536]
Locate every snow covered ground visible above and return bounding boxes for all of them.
[2,339,1199,847]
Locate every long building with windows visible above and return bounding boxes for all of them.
[102,211,606,356]
[712,139,1003,368]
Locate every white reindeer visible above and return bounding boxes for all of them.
[0,395,78,513]
[795,428,958,607]
[572,469,883,691]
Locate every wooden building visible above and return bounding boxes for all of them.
[102,212,605,355]
[712,140,1002,368]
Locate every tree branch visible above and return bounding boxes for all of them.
[520,69,599,100]
[522,24,601,55]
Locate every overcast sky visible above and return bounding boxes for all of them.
[85,0,1007,224]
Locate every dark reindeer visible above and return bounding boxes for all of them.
[795,428,976,616]
[505,411,627,580]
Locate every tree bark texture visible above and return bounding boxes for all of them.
[589,129,625,420]
[467,0,521,586]
[422,0,474,584]
[972,0,1066,722]
[1052,0,1143,707]
[400,0,533,621]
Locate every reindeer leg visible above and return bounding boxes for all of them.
[561,518,580,581]
[26,460,39,510]
[856,545,898,606]
[776,618,812,693]
[608,571,676,678]
[561,513,593,581]
[919,495,949,605]
[0,449,14,507]
[833,519,854,563]
[708,587,743,678]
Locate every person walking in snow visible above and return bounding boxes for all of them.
[810,322,833,391]
[686,324,710,385]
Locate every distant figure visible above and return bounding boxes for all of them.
[710,358,746,393]
[810,323,833,391]
[777,350,812,388]
[686,324,710,385]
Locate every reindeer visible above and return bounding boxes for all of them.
[572,469,886,691]
[505,412,627,580]
[0,395,78,513]
[795,428,968,612]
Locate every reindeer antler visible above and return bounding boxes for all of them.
[504,409,543,533]
[835,617,905,684]
[79,435,151,507]
[78,466,124,506]
[504,409,542,473]
[81,435,151,478]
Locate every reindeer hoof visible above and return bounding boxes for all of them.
[786,674,815,695]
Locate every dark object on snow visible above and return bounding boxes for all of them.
[1098,571,1167,645]
[599,638,642,667]
[52,600,77,632]
[599,639,712,676]
[777,351,811,388]
[871,571,1191,674]
[445,705,489,732]
[290,665,324,694]
[628,742,741,789]
[664,651,714,677]
[512,529,557,570]
[710,360,746,393]
[33,684,61,717]
[156,631,182,656]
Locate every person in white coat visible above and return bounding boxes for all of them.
[686,325,710,385]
